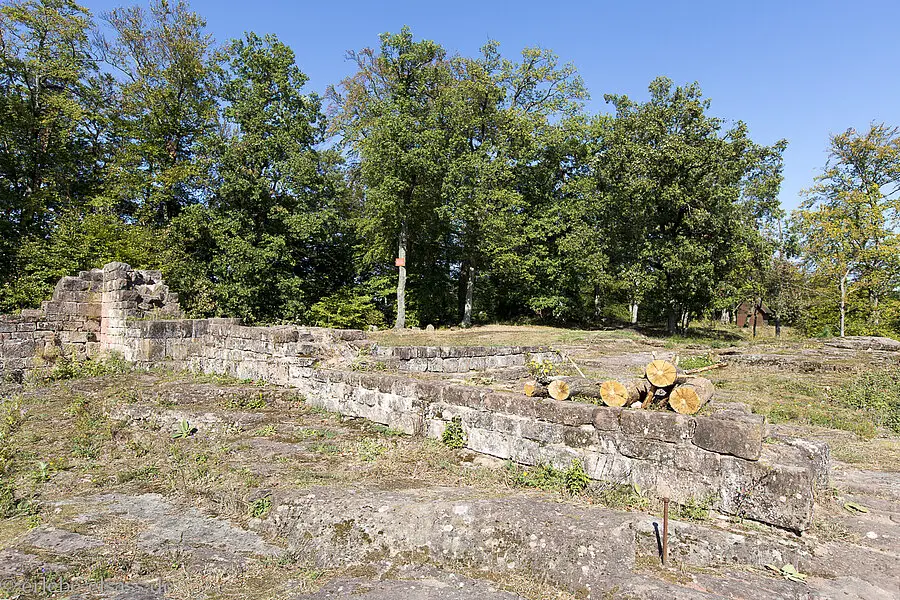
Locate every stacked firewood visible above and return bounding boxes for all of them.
[523,359,721,415]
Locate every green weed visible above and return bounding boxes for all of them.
[441,417,467,449]
[248,496,272,519]
[675,496,713,521]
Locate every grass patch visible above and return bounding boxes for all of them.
[248,496,272,519]
[679,353,717,371]
[506,460,590,495]
[30,353,130,385]
[837,370,900,433]
[760,402,877,439]
[116,465,159,484]
[674,496,713,521]
[222,393,268,410]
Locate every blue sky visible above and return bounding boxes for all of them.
[82,0,900,211]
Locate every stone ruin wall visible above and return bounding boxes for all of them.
[0,263,830,533]
[0,263,180,380]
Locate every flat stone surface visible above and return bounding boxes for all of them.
[293,572,524,599]
[19,526,104,553]
[0,547,68,577]
[266,486,635,595]
[70,493,281,570]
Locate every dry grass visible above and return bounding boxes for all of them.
[370,324,646,348]
[369,322,807,350]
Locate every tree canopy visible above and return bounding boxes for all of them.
[1,0,897,339]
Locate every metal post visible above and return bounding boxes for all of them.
[662,497,669,566]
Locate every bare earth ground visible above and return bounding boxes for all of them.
[0,324,897,599]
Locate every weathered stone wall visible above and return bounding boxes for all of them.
[0,264,181,380]
[0,264,829,532]
[0,269,104,378]
[289,369,826,533]
[370,345,561,373]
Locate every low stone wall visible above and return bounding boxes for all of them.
[371,345,561,373]
[290,369,826,533]
[0,264,829,532]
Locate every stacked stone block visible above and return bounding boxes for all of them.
[0,269,105,378]
[291,369,826,533]
[100,262,182,357]
[371,345,561,373]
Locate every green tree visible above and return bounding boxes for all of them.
[441,42,587,327]
[98,0,216,226]
[601,78,785,333]
[328,27,451,329]
[165,32,350,322]
[795,123,900,336]
[0,0,108,310]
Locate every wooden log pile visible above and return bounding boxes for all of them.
[523,358,718,415]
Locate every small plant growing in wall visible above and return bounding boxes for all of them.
[563,460,590,495]
[171,420,196,439]
[526,355,556,379]
[441,417,467,449]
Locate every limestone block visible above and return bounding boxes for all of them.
[534,399,595,427]
[673,445,723,475]
[520,419,567,444]
[482,392,540,419]
[619,410,694,444]
[442,385,486,409]
[718,456,814,533]
[562,425,599,448]
[618,437,678,463]
[693,413,764,460]
[591,407,622,431]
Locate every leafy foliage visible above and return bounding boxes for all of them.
[0,4,896,340]
[840,370,900,433]
[441,416,467,449]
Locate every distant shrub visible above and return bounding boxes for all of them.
[306,285,386,330]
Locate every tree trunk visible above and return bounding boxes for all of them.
[394,220,408,330]
[667,310,677,335]
[644,359,684,388]
[630,302,639,325]
[523,380,547,397]
[839,271,847,337]
[752,298,759,338]
[461,265,474,328]
[774,314,781,338]
[720,308,728,325]
[542,376,603,401]
[872,292,880,330]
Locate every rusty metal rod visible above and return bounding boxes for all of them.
[662,497,669,566]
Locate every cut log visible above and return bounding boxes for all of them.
[668,377,715,415]
[548,379,571,401]
[545,376,603,399]
[644,359,682,387]
[600,379,648,407]
[523,380,548,398]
